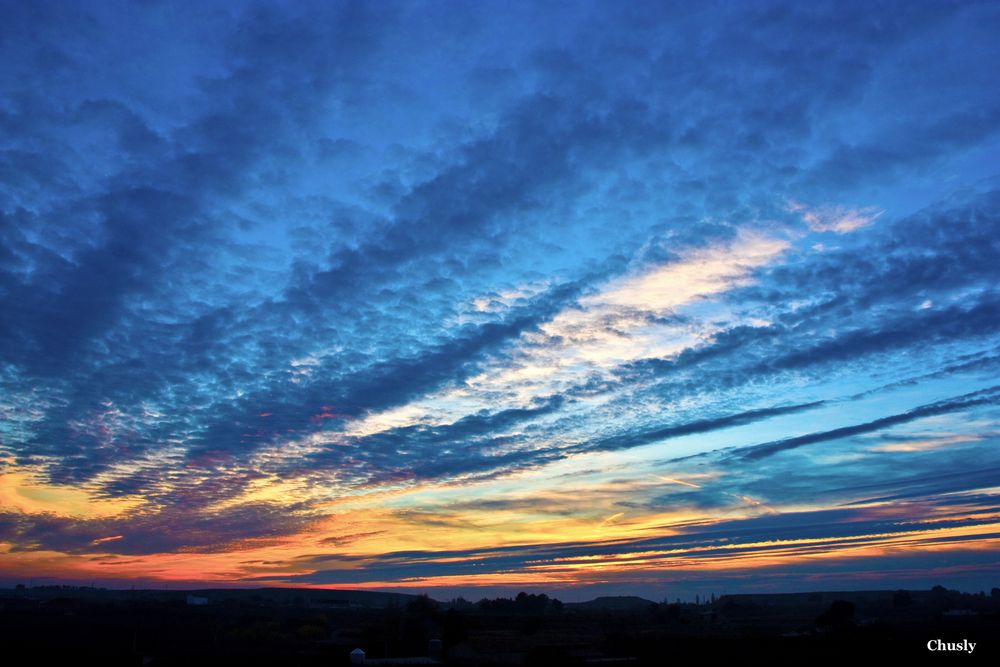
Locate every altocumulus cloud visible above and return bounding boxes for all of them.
[1,0,999,592]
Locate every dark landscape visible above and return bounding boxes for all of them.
[2,586,996,664]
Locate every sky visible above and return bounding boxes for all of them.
[1,0,1000,602]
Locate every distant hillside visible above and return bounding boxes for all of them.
[717,587,968,608]
[3,586,420,609]
[186,587,421,608]
[566,595,656,610]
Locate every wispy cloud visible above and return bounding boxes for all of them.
[788,200,883,233]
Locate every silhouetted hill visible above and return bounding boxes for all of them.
[3,585,419,609]
[566,595,656,610]
[186,587,420,608]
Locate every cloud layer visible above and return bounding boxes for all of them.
[1,0,999,597]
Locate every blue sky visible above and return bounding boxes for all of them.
[1,0,1000,599]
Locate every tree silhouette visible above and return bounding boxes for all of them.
[816,600,855,630]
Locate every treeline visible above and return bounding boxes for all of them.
[474,591,563,613]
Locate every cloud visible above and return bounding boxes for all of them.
[730,386,1000,461]
[585,401,825,453]
[788,200,883,233]
[258,495,1000,588]
[2,0,1000,590]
